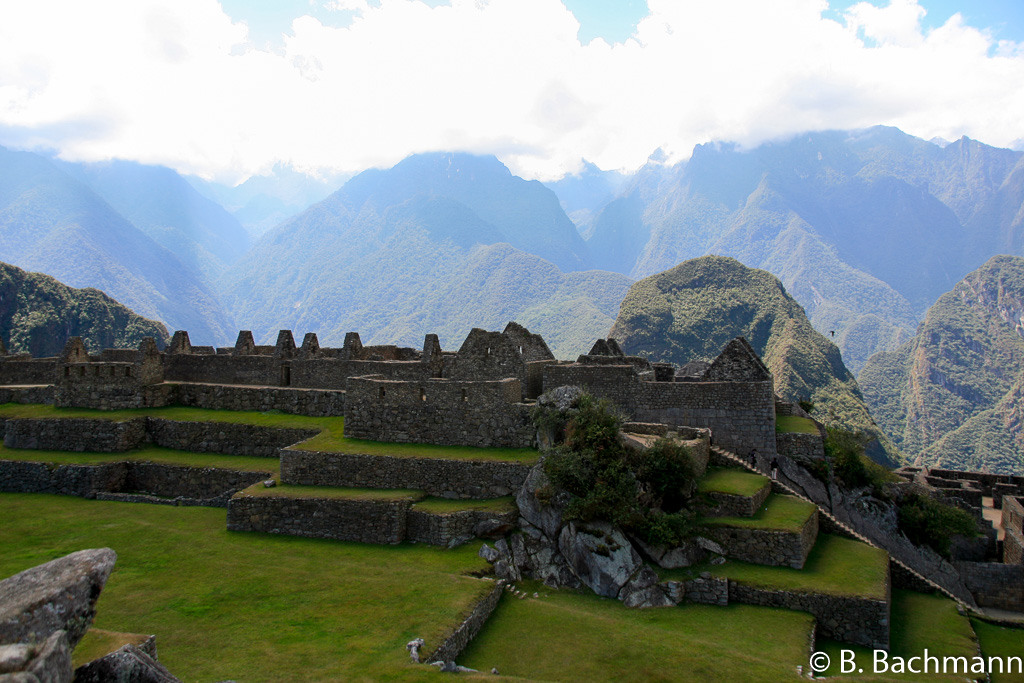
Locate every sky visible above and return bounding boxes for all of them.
[0,0,1022,183]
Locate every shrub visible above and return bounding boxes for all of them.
[898,493,979,557]
[825,427,891,493]
[541,393,698,547]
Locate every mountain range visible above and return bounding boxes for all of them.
[860,254,1024,474]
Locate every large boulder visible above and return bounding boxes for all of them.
[73,644,182,683]
[619,566,673,609]
[516,465,570,539]
[0,549,116,650]
[558,522,641,598]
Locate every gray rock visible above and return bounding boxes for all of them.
[477,544,500,564]
[0,549,116,650]
[516,465,568,539]
[25,631,70,683]
[536,386,583,412]
[472,519,514,539]
[557,522,641,598]
[694,537,725,556]
[0,673,41,683]
[262,479,276,488]
[72,644,181,683]
[0,645,32,674]
[631,536,706,569]
[446,535,474,549]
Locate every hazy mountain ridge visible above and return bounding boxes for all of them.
[608,255,901,465]
[575,127,1024,374]
[859,254,1024,473]
[219,153,629,357]
[0,261,169,356]
[0,147,234,344]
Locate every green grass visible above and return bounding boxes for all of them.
[0,493,492,683]
[972,619,1024,683]
[814,590,983,681]
[72,629,153,669]
[698,467,770,498]
[459,579,816,682]
[0,403,539,463]
[662,534,890,600]
[238,483,425,501]
[702,494,816,533]
[776,415,820,434]
[0,446,280,475]
[411,496,516,514]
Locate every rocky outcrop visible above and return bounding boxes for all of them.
[0,549,115,650]
[558,522,641,598]
[72,644,182,683]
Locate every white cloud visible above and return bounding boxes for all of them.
[0,0,1022,182]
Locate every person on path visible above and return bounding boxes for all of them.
[771,457,779,481]
[749,448,758,469]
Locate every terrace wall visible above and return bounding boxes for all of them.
[703,511,818,569]
[171,383,345,417]
[955,561,1024,612]
[226,495,410,544]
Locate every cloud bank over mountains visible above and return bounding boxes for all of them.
[1,0,1022,182]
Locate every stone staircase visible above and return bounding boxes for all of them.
[710,445,969,608]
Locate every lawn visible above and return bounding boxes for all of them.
[702,493,816,533]
[972,618,1024,683]
[412,496,516,514]
[237,483,424,501]
[459,579,816,682]
[776,415,820,434]
[814,590,985,681]
[0,493,493,683]
[0,446,280,475]
[0,402,539,464]
[698,467,770,497]
[662,534,890,600]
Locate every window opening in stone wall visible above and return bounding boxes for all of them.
[379,387,386,399]
[78,366,85,377]
[420,387,426,401]
[125,367,132,378]
[63,367,69,378]
[281,365,291,387]
[110,367,116,377]
[461,388,468,402]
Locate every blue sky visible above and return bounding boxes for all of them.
[1,0,1022,181]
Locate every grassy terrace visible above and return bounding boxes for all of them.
[0,403,538,464]
[0,446,280,475]
[702,493,816,533]
[460,579,816,682]
[661,534,890,600]
[0,493,491,682]
[237,483,424,501]
[775,414,819,434]
[972,618,1024,683]
[698,467,770,498]
[814,590,985,681]
[411,496,516,514]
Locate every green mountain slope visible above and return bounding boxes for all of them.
[859,254,1024,473]
[586,127,1024,374]
[0,261,169,356]
[608,255,900,464]
[0,147,234,344]
[60,159,251,282]
[219,155,629,357]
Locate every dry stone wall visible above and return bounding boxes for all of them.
[4,418,147,452]
[280,449,531,499]
[145,419,318,457]
[701,485,770,518]
[0,459,267,506]
[172,383,345,416]
[729,581,890,649]
[0,358,57,385]
[776,432,824,460]
[703,510,818,569]
[344,376,533,448]
[406,507,518,546]
[954,561,1024,612]
[227,495,410,544]
[0,385,54,405]
[1002,497,1024,565]
[424,581,504,664]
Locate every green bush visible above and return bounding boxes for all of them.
[898,493,979,558]
[542,393,698,546]
[825,427,892,492]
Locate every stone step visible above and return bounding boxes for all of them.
[701,493,819,569]
[227,483,517,547]
[697,467,771,517]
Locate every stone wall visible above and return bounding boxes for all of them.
[701,484,771,518]
[344,376,534,448]
[226,494,410,544]
[163,355,281,386]
[664,575,729,606]
[955,561,1024,612]
[0,385,54,405]
[927,469,1024,499]
[0,357,57,385]
[542,364,776,457]
[172,383,345,416]
[425,581,505,664]
[280,449,531,499]
[703,510,818,569]
[1002,497,1024,565]
[729,581,890,649]
[776,432,824,460]
[145,419,318,457]
[4,418,147,452]
[0,459,268,506]
[406,507,518,547]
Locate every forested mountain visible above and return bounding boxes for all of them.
[542,160,629,233]
[219,153,629,357]
[0,146,234,344]
[584,127,1024,374]
[0,261,169,356]
[609,255,900,465]
[859,255,1024,474]
[58,159,250,281]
